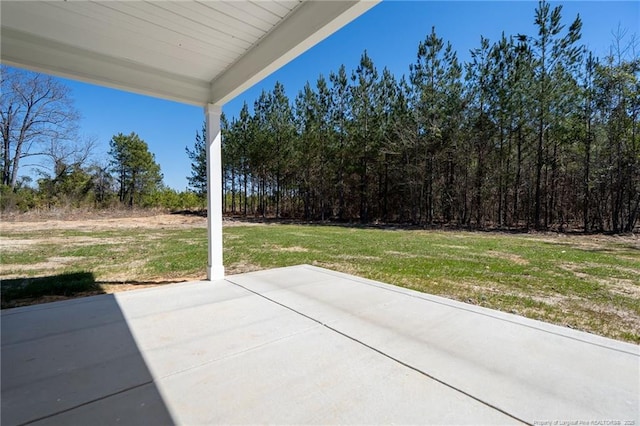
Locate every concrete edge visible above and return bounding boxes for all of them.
[293,264,640,355]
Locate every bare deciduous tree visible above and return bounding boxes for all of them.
[1,66,79,189]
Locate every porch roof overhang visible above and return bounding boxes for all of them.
[0,0,379,107]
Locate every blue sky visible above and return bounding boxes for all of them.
[30,1,639,190]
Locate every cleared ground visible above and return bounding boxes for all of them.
[1,212,638,343]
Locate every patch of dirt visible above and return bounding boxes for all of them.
[278,246,309,252]
[434,244,469,250]
[225,262,264,275]
[528,294,575,306]
[1,236,129,252]
[1,214,208,233]
[562,300,640,340]
[336,254,380,261]
[528,232,639,251]
[99,259,149,282]
[0,238,38,252]
[560,262,640,282]
[606,279,640,298]
[223,217,273,227]
[290,232,314,238]
[0,256,85,276]
[0,212,274,236]
[484,250,529,265]
[384,250,421,258]
[311,260,362,276]
[264,244,309,253]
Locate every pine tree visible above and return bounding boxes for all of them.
[329,65,351,220]
[409,27,462,224]
[527,0,583,229]
[350,51,380,222]
[185,122,207,198]
[109,132,162,207]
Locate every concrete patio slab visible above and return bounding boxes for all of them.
[2,265,638,425]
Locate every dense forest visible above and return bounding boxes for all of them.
[2,2,638,232]
[210,1,639,232]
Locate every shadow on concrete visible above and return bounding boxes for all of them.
[1,272,103,309]
[1,274,200,310]
[1,292,175,425]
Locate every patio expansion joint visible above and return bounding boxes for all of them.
[14,380,155,426]
[225,275,532,426]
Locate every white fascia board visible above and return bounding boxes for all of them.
[1,28,211,106]
[208,0,380,106]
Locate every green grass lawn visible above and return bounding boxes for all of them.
[1,221,638,343]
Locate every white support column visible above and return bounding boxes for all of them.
[205,104,225,280]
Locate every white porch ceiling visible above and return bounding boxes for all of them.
[1,0,378,106]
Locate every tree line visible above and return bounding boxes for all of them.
[204,1,639,232]
[0,68,196,211]
[1,65,203,211]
